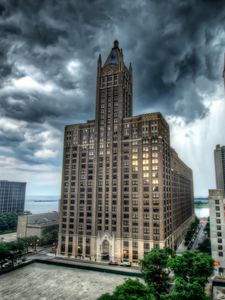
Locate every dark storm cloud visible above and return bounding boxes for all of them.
[0,0,225,167]
[126,0,225,120]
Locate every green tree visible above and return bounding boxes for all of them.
[0,212,32,234]
[97,294,113,300]
[41,225,58,245]
[168,250,213,286]
[204,218,210,236]
[161,278,210,300]
[17,235,40,252]
[0,216,9,232]
[198,238,211,254]
[5,213,18,230]
[0,243,10,268]
[184,217,200,245]
[97,279,156,300]
[140,247,173,295]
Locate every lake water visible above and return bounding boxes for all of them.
[194,207,209,219]
[25,196,210,218]
[25,196,59,214]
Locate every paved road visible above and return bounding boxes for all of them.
[25,251,141,275]
[192,223,206,249]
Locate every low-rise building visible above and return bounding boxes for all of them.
[17,212,59,239]
[209,189,225,275]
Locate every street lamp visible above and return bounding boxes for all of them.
[34,239,40,252]
[52,243,57,256]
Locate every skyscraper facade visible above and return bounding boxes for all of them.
[0,180,26,213]
[209,189,225,275]
[58,41,194,262]
[214,144,225,195]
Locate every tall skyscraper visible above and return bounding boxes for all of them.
[209,189,225,275]
[58,41,194,263]
[0,180,26,213]
[214,145,225,195]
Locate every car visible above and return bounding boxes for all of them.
[187,242,193,250]
[2,262,13,269]
[120,261,131,267]
[108,260,118,266]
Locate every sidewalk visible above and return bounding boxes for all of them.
[176,240,187,255]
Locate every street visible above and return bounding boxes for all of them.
[192,223,206,249]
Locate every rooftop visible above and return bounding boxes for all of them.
[0,263,128,300]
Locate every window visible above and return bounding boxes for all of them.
[123,241,129,247]
[219,252,223,257]
[133,250,138,260]
[152,179,159,184]
[144,243,150,250]
[152,159,158,164]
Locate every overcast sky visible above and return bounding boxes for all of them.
[0,0,225,197]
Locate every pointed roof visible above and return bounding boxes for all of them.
[104,40,123,66]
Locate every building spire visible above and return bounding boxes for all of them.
[113,40,119,48]
[103,40,124,67]
[98,54,102,65]
[97,54,102,76]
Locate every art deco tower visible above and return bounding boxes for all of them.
[58,41,194,263]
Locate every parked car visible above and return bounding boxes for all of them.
[108,260,118,266]
[187,242,193,250]
[120,261,131,267]
[2,262,13,269]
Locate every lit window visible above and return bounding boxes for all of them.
[152,179,159,184]
[132,160,138,166]
[152,159,158,164]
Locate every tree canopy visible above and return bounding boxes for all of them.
[168,250,214,286]
[140,247,174,294]
[0,212,31,233]
[97,248,214,300]
[163,278,211,300]
[97,279,156,300]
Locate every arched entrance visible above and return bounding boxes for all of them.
[101,239,110,260]
[96,232,115,261]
